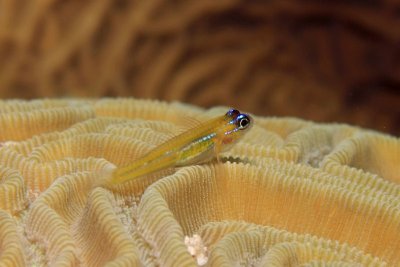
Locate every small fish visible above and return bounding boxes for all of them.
[109,109,252,185]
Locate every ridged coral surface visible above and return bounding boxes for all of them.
[0,98,398,267]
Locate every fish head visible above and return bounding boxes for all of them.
[219,109,252,147]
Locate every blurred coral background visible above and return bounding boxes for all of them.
[0,0,399,135]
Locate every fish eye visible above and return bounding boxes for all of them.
[237,115,250,130]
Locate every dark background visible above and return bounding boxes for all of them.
[0,1,399,135]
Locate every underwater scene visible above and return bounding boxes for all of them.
[0,1,399,266]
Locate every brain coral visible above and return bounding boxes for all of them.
[0,98,398,267]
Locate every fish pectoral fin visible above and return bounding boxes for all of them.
[214,140,223,164]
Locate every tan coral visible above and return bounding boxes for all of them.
[137,163,400,265]
[0,210,25,266]
[0,98,398,266]
[322,132,400,184]
[74,187,140,267]
[0,101,95,141]
[0,166,26,214]
[199,222,385,266]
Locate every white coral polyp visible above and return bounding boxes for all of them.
[184,234,208,266]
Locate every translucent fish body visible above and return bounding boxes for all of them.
[110,109,252,184]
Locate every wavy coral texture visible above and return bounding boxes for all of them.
[0,98,398,266]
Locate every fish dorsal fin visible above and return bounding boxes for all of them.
[174,114,208,133]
